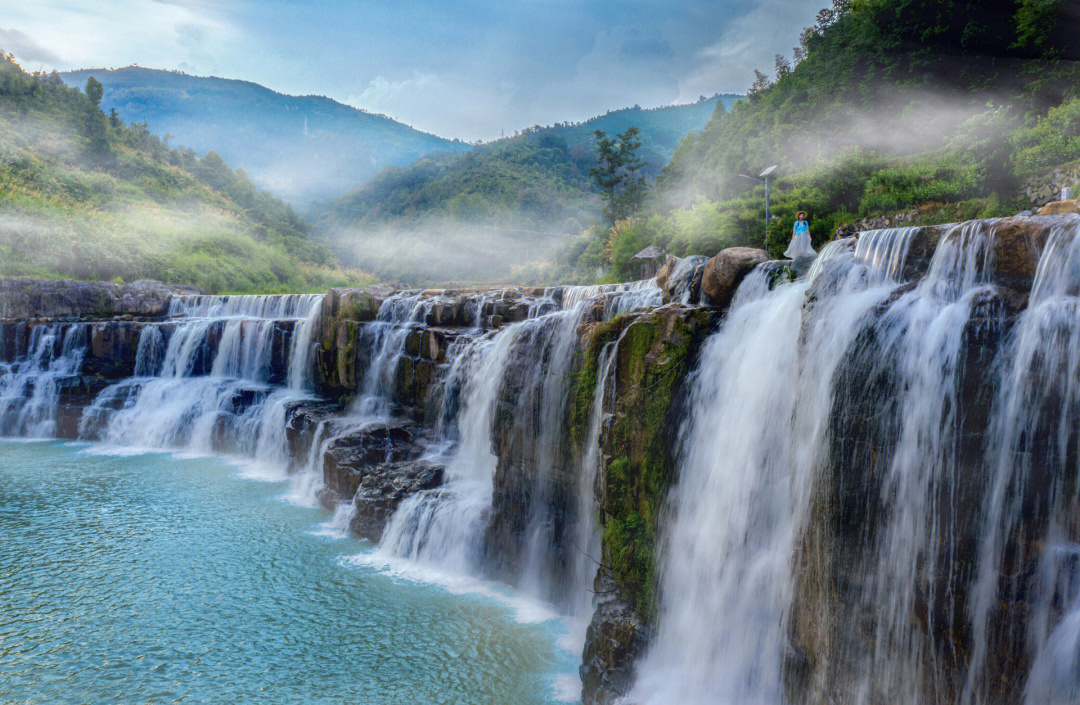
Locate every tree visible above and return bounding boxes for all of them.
[82,76,108,155]
[84,76,103,110]
[775,54,792,80]
[748,69,773,98]
[591,127,649,226]
[108,108,121,128]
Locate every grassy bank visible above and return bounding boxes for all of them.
[0,54,375,293]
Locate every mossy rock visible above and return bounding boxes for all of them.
[573,305,715,619]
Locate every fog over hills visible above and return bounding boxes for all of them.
[61,67,471,203]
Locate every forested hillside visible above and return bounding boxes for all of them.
[553,0,1080,282]
[316,95,739,284]
[0,55,373,293]
[61,67,470,202]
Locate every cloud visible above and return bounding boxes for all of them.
[2,0,827,141]
[0,27,62,66]
[620,37,676,61]
[176,23,207,49]
[677,0,821,101]
[348,72,514,139]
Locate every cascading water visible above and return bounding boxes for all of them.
[375,322,519,575]
[351,293,427,418]
[561,279,663,319]
[83,295,322,466]
[843,221,999,704]
[0,323,88,437]
[372,295,602,614]
[568,332,624,619]
[631,225,929,705]
[964,216,1080,705]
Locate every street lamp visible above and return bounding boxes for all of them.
[738,165,779,230]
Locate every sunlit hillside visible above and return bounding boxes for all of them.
[0,55,374,293]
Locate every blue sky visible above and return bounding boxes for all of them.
[1,0,821,140]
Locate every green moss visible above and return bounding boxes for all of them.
[571,314,629,447]
[581,308,707,619]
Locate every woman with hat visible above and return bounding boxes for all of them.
[784,210,817,259]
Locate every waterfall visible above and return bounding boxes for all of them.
[0,323,89,437]
[965,217,1080,705]
[86,294,322,461]
[854,226,920,282]
[351,293,427,418]
[133,325,165,377]
[562,279,663,318]
[375,320,520,575]
[286,419,335,506]
[568,332,624,618]
[287,297,323,392]
[631,226,931,704]
[844,221,998,703]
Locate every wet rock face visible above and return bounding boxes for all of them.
[788,287,1014,705]
[349,459,444,542]
[575,304,716,705]
[0,278,196,320]
[700,247,771,309]
[83,321,149,379]
[657,255,709,305]
[283,400,341,466]
[319,420,445,542]
[580,573,650,705]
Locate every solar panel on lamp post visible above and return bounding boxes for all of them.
[738,165,779,231]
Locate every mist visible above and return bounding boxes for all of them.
[317,219,576,287]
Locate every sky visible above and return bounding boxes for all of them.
[0,0,822,141]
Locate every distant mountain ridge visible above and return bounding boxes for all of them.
[534,94,742,171]
[61,67,470,203]
[314,94,742,285]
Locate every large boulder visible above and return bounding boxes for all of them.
[1037,199,1080,215]
[700,247,771,309]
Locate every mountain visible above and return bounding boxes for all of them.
[60,67,470,203]
[314,95,741,285]
[1,55,372,293]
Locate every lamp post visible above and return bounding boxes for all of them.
[738,165,779,230]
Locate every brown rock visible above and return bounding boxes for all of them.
[1038,199,1080,216]
[654,255,679,291]
[700,247,771,309]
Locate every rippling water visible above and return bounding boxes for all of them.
[0,441,579,704]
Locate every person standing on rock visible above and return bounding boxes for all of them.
[784,211,817,259]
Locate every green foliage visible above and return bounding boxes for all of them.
[1012,98,1080,174]
[83,76,103,108]
[0,53,372,293]
[552,0,1080,276]
[858,159,980,213]
[591,127,649,225]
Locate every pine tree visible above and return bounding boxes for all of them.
[84,76,103,110]
[591,128,649,226]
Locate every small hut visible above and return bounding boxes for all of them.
[632,245,665,279]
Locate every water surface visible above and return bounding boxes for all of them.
[0,441,578,704]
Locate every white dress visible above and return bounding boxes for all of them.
[784,222,817,259]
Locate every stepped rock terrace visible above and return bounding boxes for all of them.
[2,214,1079,705]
